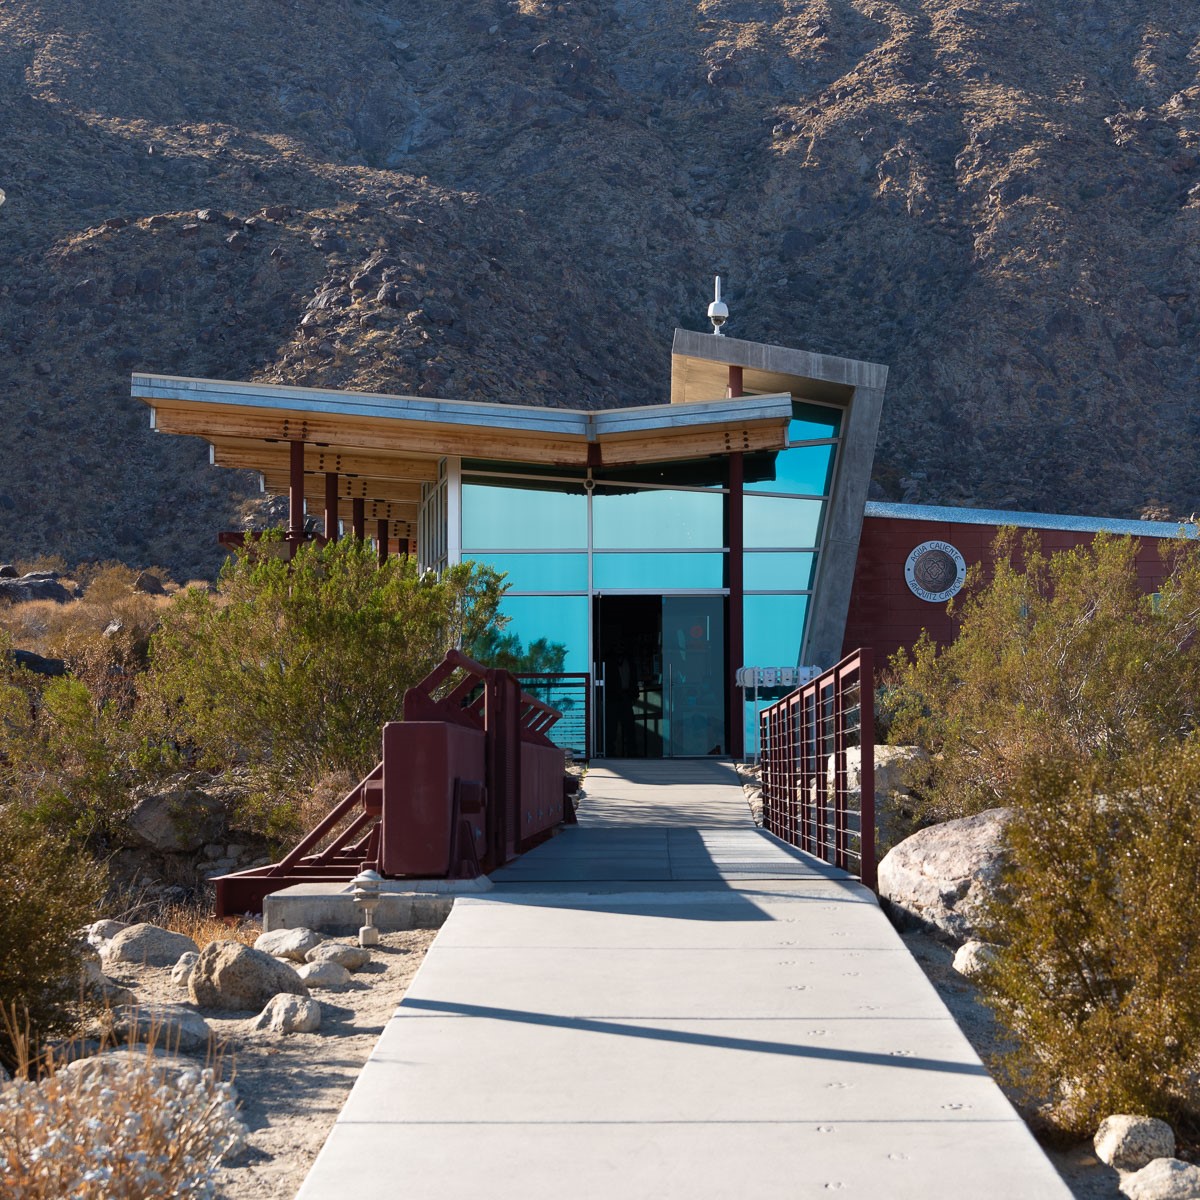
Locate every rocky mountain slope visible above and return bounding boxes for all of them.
[2,0,1198,577]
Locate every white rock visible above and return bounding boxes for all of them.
[250,994,322,1034]
[189,940,308,1011]
[296,960,352,989]
[1095,1116,1176,1170]
[84,919,129,951]
[102,923,200,968]
[305,941,371,971]
[877,808,1012,943]
[111,1004,213,1053]
[952,940,998,978]
[172,951,200,988]
[1120,1158,1200,1200]
[255,927,325,962]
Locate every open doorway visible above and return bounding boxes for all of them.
[595,595,725,758]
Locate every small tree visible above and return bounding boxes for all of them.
[140,538,507,805]
[886,530,1200,821]
[978,744,1200,1133]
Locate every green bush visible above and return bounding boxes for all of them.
[0,644,135,850]
[140,538,507,815]
[0,822,103,1069]
[885,530,1200,822]
[978,743,1200,1133]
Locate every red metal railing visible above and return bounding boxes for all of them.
[759,649,876,889]
[214,649,573,916]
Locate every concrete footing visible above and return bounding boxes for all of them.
[262,877,491,934]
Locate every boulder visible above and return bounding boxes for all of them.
[296,961,352,989]
[255,927,325,962]
[111,1004,213,1053]
[132,570,165,595]
[84,918,129,951]
[0,564,16,578]
[305,942,371,971]
[189,940,309,1011]
[1095,1116,1176,1171]
[102,923,200,968]
[1120,1159,1200,1200]
[250,994,322,1034]
[952,940,998,979]
[128,787,225,853]
[0,573,72,605]
[172,951,200,988]
[8,649,67,677]
[877,808,1012,943]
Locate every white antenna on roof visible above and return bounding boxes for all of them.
[708,275,729,336]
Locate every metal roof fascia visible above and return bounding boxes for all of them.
[130,374,590,436]
[864,501,1199,540]
[592,393,794,436]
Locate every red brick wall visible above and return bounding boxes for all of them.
[842,516,1174,665]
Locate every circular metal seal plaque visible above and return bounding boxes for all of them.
[904,540,967,603]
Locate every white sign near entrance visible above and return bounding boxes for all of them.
[736,667,820,689]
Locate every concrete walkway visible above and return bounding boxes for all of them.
[296,760,1071,1200]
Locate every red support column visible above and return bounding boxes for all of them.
[352,498,366,542]
[324,472,339,542]
[377,519,389,565]
[727,364,744,400]
[726,362,745,759]
[287,439,305,558]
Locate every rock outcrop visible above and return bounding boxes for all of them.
[878,808,1011,943]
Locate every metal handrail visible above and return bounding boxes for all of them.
[758,649,876,889]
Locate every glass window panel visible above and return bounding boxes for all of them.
[744,496,824,548]
[593,487,724,549]
[495,595,590,673]
[789,401,842,441]
[593,553,724,591]
[745,444,835,497]
[743,594,809,668]
[468,553,588,593]
[462,483,587,549]
[743,552,816,591]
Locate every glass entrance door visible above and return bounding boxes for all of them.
[595,595,725,758]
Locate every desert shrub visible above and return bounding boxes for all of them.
[157,902,259,949]
[140,537,507,810]
[0,821,104,1068]
[0,1048,243,1198]
[886,530,1200,821]
[978,743,1200,1133]
[0,646,137,848]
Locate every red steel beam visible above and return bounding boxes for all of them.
[324,471,340,541]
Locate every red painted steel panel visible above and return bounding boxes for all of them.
[844,515,1189,664]
[380,721,486,877]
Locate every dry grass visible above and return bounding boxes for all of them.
[158,903,260,950]
[0,1006,244,1200]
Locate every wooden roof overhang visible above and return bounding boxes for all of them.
[131,374,794,515]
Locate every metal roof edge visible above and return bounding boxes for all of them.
[130,373,589,436]
[864,501,1199,540]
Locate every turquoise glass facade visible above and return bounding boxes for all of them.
[451,399,842,756]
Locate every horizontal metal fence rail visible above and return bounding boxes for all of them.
[759,649,875,889]
[515,673,591,760]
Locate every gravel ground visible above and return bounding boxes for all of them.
[100,928,439,1200]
